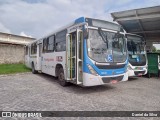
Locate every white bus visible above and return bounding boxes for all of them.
[126,33,147,77]
[25,17,128,87]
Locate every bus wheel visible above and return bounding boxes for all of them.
[58,68,69,87]
[32,63,37,74]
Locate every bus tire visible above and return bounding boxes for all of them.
[58,68,69,87]
[32,63,37,74]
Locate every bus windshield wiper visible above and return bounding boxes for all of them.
[98,28,108,48]
[131,40,135,55]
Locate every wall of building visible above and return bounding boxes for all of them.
[0,43,24,64]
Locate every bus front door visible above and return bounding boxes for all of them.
[66,29,83,85]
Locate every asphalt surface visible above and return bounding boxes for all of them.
[0,73,160,120]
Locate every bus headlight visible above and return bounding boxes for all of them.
[87,64,98,76]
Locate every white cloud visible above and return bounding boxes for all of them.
[0,0,160,38]
[0,22,11,33]
[0,0,112,38]
[20,31,32,37]
[153,44,160,50]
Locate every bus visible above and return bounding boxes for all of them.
[126,33,147,77]
[25,17,128,87]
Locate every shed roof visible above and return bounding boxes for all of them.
[111,6,160,43]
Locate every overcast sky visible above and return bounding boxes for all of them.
[0,0,160,39]
[153,44,160,50]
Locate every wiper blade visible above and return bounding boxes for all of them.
[131,40,136,55]
[98,28,108,48]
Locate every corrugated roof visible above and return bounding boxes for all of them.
[111,6,160,43]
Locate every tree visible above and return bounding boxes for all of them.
[152,46,157,52]
[156,49,160,53]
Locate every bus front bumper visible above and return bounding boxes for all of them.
[82,72,128,86]
[128,69,147,77]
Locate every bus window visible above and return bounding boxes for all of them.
[55,30,67,52]
[39,44,42,57]
[25,46,28,55]
[47,35,55,52]
[43,38,47,53]
[31,43,37,54]
[43,35,55,53]
[78,31,83,59]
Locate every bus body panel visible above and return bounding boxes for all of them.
[24,55,30,68]
[128,69,148,77]
[41,52,66,77]
[25,46,30,68]
[29,55,37,69]
[83,72,128,86]
[127,63,148,77]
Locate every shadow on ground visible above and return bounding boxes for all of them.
[35,73,115,94]
[127,77,139,81]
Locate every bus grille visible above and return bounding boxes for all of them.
[95,64,125,69]
[102,75,124,83]
[134,71,145,76]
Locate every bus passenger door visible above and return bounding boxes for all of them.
[66,29,83,84]
[37,43,42,71]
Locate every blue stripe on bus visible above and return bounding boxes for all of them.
[83,39,91,73]
[83,39,128,76]
[75,17,85,24]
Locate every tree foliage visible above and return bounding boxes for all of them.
[152,46,157,52]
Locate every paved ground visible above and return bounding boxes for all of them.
[0,73,160,120]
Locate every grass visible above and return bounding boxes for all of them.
[0,63,31,75]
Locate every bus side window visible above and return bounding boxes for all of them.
[43,35,55,53]
[31,43,37,55]
[43,38,47,53]
[47,35,54,52]
[28,47,30,56]
[55,29,67,52]
[25,46,28,55]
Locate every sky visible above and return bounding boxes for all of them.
[153,44,160,50]
[0,0,160,39]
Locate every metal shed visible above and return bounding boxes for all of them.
[111,6,160,51]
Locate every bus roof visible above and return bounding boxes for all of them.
[39,17,123,39]
[27,17,124,46]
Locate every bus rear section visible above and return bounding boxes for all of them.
[25,41,40,74]
[126,33,148,77]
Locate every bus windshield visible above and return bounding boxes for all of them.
[87,29,127,63]
[126,34,146,64]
